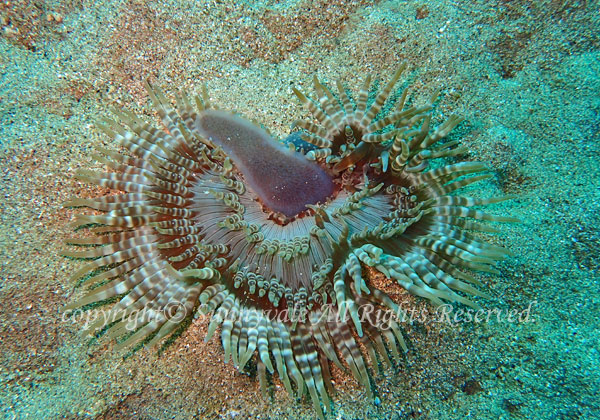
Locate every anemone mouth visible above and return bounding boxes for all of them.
[193,109,338,223]
[64,65,517,420]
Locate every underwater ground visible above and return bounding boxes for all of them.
[0,0,598,419]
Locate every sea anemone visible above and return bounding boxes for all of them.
[65,64,516,418]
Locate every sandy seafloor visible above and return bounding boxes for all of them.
[0,0,599,419]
